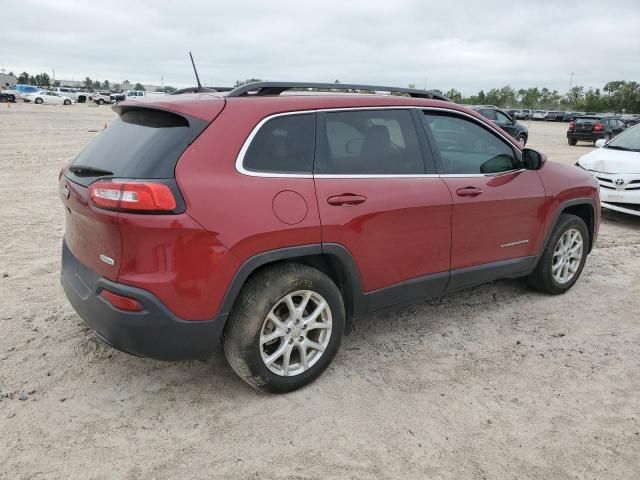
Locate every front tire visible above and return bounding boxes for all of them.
[516,134,527,146]
[35,98,43,104]
[528,213,589,294]
[568,138,577,146]
[98,99,105,105]
[63,99,71,105]
[224,263,345,393]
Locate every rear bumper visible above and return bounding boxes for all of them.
[567,132,605,141]
[61,240,226,361]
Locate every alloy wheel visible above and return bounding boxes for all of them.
[259,290,332,376]
[552,228,584,284]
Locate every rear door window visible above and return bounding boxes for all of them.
[421,111,521,175]
[68,108,207,186]
[243,114,315,174]
[316,109,426,175]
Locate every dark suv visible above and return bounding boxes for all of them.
[60,82,599,392]
[567,115,626,145]
[472,106,529,145]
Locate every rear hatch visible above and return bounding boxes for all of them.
[575,116,601,133]
[60,98,223,280]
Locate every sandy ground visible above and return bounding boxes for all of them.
[1,102,639,480]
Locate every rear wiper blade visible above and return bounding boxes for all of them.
[68,165,114,177]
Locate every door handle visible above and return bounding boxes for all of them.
[456,186,483,197]
[327,194,367,206]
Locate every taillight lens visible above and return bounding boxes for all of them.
[593,122,603,132]
[90,180,177,212]
[568,121,574,131]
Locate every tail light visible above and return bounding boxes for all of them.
[568,121,574,131]
[89,180,177,212]
[593,122,604,132]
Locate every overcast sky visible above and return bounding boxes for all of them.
[1,0,639,93]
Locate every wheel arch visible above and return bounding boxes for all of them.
[541,199,597,257]
[561,201,596,252]
[219,244,364,325]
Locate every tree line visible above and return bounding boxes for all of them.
[12,71,176,93]
[433,81,640,113]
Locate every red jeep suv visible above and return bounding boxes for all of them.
[60,82,600,392]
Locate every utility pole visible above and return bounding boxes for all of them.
[569,72,574,90]
[424,77,427,90]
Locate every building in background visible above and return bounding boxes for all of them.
[0,73,17,89]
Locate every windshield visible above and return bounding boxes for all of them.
[606,124,640,151]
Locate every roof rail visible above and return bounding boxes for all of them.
[171,86,234,95]
[226,82,451,102]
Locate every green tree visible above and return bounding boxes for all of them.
[134,83,145,91]
[17,72,30,84]
[33,73,51,86]
[102,80,110,90]
[445,88,463,103]
[84,77,93,90]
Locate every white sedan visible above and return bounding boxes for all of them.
[576,124,640,217]
[25,90,73,105]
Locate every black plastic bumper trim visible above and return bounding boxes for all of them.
[61,241,225,361]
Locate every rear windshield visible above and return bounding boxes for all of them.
[68,108,207,186]
[575,117,600,124]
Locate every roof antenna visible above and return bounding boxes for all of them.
[189,51,204,92]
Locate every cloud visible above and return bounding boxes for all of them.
[1,0,638,93]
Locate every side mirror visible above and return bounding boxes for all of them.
[594,139,607,148]
[522,148,546,170]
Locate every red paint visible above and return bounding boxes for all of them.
[442,170,547,269]
[60,179,121,280]
[314,178,452,291]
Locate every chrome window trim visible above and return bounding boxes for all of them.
[235,106,522,179]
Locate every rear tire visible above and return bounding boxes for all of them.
[35,98,43,105]
[223,263,345,393]
[568,138,577,146]
[528,213,589,295]
[98,99,105,105]
[63,99,71,105]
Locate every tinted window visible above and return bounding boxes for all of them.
[495,111,511,123]
[422,112,520,175]
[244,114,315,173]
[575,117,600,125]
[69,108,206,186]
[317,109,425,174]
[480,109,497,121]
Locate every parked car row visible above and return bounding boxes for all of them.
[472,106,528,145]
[93,90,166,105]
